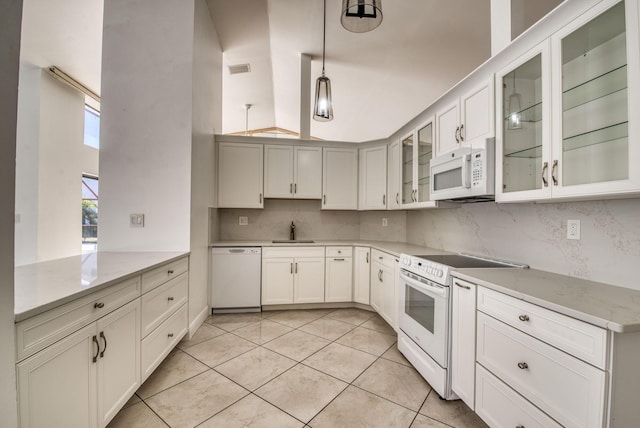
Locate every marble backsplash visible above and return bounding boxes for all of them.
[406,198,640,290]
[218,199,407,242]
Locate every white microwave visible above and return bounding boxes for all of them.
[430,138,495,202]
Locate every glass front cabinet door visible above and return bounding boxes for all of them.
[497,0,640,202]
[400,120,436,207]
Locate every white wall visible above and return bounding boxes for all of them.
[99,0,195,252]
[189,0,222,331]
[0,0,21,424]
[406,198,640,290]
[14,68,88,265]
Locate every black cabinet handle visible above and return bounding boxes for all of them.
[99,331,107,358]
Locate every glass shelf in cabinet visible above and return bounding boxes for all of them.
[503,101,542,123]
[418,176,431,185]
[563,64,627,112]
[504,145,543,159]
[563,121,628,152]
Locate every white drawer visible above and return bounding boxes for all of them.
[141,256,189,294]
[475,364,563,428]
[371,249,395,268]
[477,287,608,369]
[325,246,352,258]
[16,276,141,362]
[262,246,325,258]
[141,303,188,381]
[141,272,188,338]
[477,312,606,428]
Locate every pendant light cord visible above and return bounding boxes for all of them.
[322,0,327,76]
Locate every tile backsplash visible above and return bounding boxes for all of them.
[406,198,640,290]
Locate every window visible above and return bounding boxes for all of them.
[82,175,98,252]
[84,106,100,149]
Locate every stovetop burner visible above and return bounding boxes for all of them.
[414,254,513,269]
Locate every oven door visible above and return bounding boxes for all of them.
[398,270,449,368]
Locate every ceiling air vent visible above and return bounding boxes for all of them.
[228,64,251,75]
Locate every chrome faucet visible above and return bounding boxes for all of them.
[290,221,296,241]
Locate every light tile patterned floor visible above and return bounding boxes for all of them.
[107,308,488,428]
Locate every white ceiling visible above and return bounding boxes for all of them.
[18,0,562,143]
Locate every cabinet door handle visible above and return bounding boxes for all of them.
[295,262,298,273]
[517,362,529,370]
[382,194,386,205]
[259,193,263,203]
[323,194,326,205]
[459,124,464,141]
[380,269,384,281]
[396,193,399,204]
[99,331,107,358]
[366,252,369,263]
[290,183,293,193]
[92,335,99,363]
[541,162,548,187]
[518,314,530,322]
[455,126,460,143]
[168,296,175,302]
[455,282,470,290]
[551,160,558,186]
[94,302,105,309]
[290,262,293,274]
[294,183,297,194]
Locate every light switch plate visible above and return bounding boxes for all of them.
[130,213,144,228]
[239,216,249,226]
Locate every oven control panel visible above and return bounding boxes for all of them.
[400,254,449,284]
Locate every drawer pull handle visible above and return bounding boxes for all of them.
[379,256,383,260]
[517,362,529,370]
[99,331,107,358]
[168,296,175,301]
[518,314,530,322]
[94,302,105,309]
[168,333,174,338]
[92,335,99,363]
[455,282,470,290]
[334,258,345,261]
[516,426,525,428]
[168,269,174,274]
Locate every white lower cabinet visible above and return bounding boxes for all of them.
[17,299,141,428]
[353,247,371,304]
[325,247,353,302]
[370,249,397,330]
[450,278,477,410]
[262,247,326,305]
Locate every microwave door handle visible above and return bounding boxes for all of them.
[461,153,471,188]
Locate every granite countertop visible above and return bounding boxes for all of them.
[210,240,451,258]
[15,251,189,322]
[452,268,640,333]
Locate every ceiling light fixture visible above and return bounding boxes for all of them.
[313,0,333,122]
[341,0,383,33]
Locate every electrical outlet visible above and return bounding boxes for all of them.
[130,213,144,228]
[567,219,580,240]
[239,216,248,226]
[382,218,388,227]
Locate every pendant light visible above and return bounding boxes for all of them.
[313,0,333,122]
[507,73,523,130]
[341,0,383,33]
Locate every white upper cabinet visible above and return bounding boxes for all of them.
[322,147,358,210]
[264,145,322,199]
[436,79,495,156]
[387,140,402,210]
[218,142,264,208]
[359,145,387,210]
[400,120,437,208]
[497,0,640,202]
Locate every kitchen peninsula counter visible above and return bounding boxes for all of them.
[14,251,189,322]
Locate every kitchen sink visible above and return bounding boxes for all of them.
[271,240,315,244]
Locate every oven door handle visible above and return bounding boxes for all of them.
[401,271,447,298]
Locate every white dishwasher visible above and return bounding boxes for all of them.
[210,247,262,314]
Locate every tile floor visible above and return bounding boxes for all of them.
[107,308,488,428]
